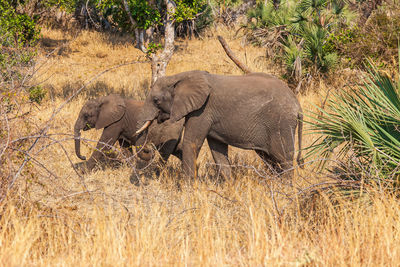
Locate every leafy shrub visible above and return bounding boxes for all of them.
[97,0,208,31]
[0,0,43,197]
[0,0,40,47]
[176,2,214,37]
[29,86,46,104]
[0,0,40,86]
[98,0,161,31]
[329,2,400,69]
[243,0,356,79]
[307,53,400,189]
[43,0,80,13]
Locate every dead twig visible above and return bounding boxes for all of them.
[6,60,150,200]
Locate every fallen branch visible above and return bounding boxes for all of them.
[217,35,252,74]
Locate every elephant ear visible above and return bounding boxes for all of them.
[170,72,211,122]
[95,94,126,129]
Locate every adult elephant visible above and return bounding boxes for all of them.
[73,94,184,174]
[136,70,303,179]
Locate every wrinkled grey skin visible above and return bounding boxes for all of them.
[135,118,184,164]
[137,70,304,179]
[74,94,142,172]
[130,118,185,184]
[74,94,184,174]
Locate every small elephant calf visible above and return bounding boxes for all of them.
[73,94,142,172]
[73,94,184,175]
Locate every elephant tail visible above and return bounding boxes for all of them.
[297,112,304,168]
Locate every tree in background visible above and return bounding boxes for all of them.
[96,0,206,84]
[14,0,208,84]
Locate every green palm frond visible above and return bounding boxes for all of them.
[246,1,293,28]
[330,0,345,15]
[245,0,354,75]
[282,36,304,77]
[306,52,400,180]
[297,0,328,14]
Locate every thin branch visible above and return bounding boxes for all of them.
[122,0,138,28]
[7,60,149,195]
[0,107,10,159]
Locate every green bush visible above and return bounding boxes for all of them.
[244,0,355,79]
[98,0,161,31]
[176,2,214,37]
[306,53,400,189]
[97,0,207,31]
[193,3,214,34]
[44,0,80,13]
[29,86,46,104]
[0,0,40,85]
[0,0,40,47]
[329,3,400,69]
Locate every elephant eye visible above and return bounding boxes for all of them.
[153,96,160,105]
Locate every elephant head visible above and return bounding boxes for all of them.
[135,118,184,163]
[74,94,125,160]
[136,70,211,134]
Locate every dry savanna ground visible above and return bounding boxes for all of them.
[1,26,400,266]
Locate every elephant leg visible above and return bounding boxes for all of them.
[258,130,295,180]
[276,127,296,178]
[147,142,175,178]
[118,138,133,159]
[256,150,283,174]
[207,137,231,180]
[181,118,210,179]
[158,140,179,163]
[85,125,120,171]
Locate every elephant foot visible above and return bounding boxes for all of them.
[73,161,91,174]
[129,170,152,187]
[105,158,124,169]
[129,172,141,186]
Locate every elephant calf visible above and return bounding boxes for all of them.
[73,94,184,175]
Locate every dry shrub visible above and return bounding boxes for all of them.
[333,1,400,70]
[1,171,400,266]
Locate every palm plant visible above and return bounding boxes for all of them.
[244,0,353,78]
[246,1,292,29]
[307,52,400,185]
[301,24,338,72]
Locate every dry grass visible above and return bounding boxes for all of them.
[2,26,400,266]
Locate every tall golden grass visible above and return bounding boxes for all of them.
[2,26,400,266]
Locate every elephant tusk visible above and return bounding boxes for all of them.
[136,120,152,135]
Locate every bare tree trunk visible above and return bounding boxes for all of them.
[151,0,176,86]
[145,27,155,44]
[123,0,176,85]
[134,29,147,52]
[123,0,149,52]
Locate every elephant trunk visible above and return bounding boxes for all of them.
[74,124,86,161]
[136,98,160,134]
